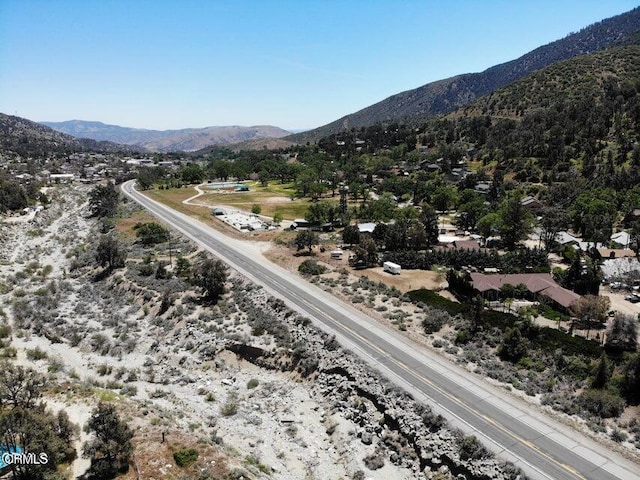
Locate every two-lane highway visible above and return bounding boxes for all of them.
[122,180,640,480]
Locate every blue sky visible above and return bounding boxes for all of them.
[0,0,637,131]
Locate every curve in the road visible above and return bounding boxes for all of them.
[122,180,640,480]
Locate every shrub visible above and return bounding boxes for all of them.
[247,378,259,389]
[173,448,198,467]
[455,329,472,345]
[421,309,452,334]
[362,452,385,470]
[610,428,628,443]
[408,289,468,316]
[26,347,47,360]
[578,389,625,418]
[458,435,491,460]
[298,259,327,276]
[0,325,11,339]
[133,222,170,246]
[221,400,238,416]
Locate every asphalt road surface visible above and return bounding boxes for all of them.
[122,180,640,480]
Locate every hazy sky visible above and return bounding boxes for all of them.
[0,1,637,130]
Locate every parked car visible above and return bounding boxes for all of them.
[625,294,640,303]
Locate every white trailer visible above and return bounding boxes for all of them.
[383,261,401,275]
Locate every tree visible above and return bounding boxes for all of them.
[351,236,378,268]
[622,353,640,403]
[180,165,205,184]
[89,183,119,218]
[384,223,405,251]
[432,185,458,215]
[605,314,638,354]
[83,402,133,478]
[497,327,528,362]
[420,204,439,246]
[96,234,127,273]
[497,193,533,250]
[273,211,283,225]
[259,169,271,187]
[538,207,568,251]
[294,230,319,253]
[0,363,76,480]
[133,222,170,246]
[305,201,337,225]
[562,255,602,295]
[455,192,487,232]
[571,192,616,242]
[406,219,427,250]
[591,352,611,389]
[371,223,388,247]
[175,255,191,277]
[192,256,228,301]
[0,179,29,213]
[470,295,484,333]
[360,193,397,222]
[212,160,231,181]
[136,166,163,190]
[476,212,500,241]
[630,220,640,255]
[570,295,611,339]
[342,225,360,246]
[251,204,262,215]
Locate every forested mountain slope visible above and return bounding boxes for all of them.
[291,7,640,143]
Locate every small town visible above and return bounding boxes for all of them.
[1,3,640,480]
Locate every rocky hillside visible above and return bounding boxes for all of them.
[0,113,136,158]
[42,120,291,152]
[291,6,640,142]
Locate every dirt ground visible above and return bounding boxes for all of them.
[603,289,640,317]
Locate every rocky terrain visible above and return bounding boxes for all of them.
[0,185,525,479]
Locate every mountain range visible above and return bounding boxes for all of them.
[290,6,640,143]
[4,7,640,156]
[41,120,291,153]
[0,113,141,158]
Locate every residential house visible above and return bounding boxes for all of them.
[594,248,636,260]
[474,182,491,195]
[521,196,544,212]
[610,231,631,249]
[357,222,377,234]
[469,272,580,312]
[448,240,481,251]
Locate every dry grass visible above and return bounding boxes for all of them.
[115,210,157,239]
[355,267,447,293]
[145,189,213,224]
[123,428,229,479]
[143,189,287,242]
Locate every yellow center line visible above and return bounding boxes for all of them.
[128,183,589,480]
[297,296,588,480]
